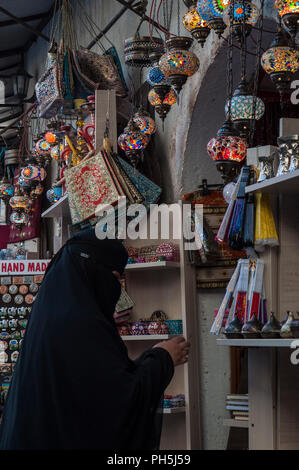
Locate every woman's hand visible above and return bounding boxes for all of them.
[153,337,190,367]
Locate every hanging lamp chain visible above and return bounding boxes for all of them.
[226,0,235,122]
[249,0,264,147]
[240,0,247,80]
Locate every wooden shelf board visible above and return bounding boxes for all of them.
[223,418,249,429]
[41,194,70,219]
[121,334,176,341]
[159,407,186,415]
[217,338,297,347]
[125,261,180,271]
[245,169,299,195]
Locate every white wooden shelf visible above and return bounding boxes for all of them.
[125,261,180,271]
[217,338,297,347]
[245,169,299,195]
[121,334,176,341]
[223,418,249,429]
[41,194,70,218]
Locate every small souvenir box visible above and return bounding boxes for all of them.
[129,321,149,335]
[156,243,180,262]
[165,320,183,335]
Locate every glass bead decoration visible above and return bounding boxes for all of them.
[261,45,299,74]
[148,88,178,106]
[118,130,149,151]
[225,95,265,121]
[198,0,231,21]
[10,211,30,225]
[183,7,209,30]
[45,131,57,144]
[275,0,299,17]
[207,135,248,162]
[146,66,167,86]
[133,115,156,135]
[21,165,46,182]
[0,179,14,200]
[35,138,51,156]
[9,193,31,211]
[159,50,199,77]
[223,1,259,26]
[46,187,63,203]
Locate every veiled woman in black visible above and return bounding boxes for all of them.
[0,229,189,450]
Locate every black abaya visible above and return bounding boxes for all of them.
[0,229,174,450]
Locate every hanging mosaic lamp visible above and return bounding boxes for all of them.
[124,35,164,67]
[207,120,248,179]
[275,0,299,37]
[225,78,265,137]
[223,0,259,39]
[47,186,63,203]
[10,211,29,228]
[146,65,168,87]
[183,4,211,47]
[9,187,31,212]
[44,131,57,144]
[18,175,32,193]
[148,86,178,121]
[118,119,150,167]
[261,29,299,94]
[30,183,44,200]
[21,165,46,183]
[197,0,230,38]
[35,138,51,156]
[159,37,200,94]
[0,177,14,201]
[133,108,156,135]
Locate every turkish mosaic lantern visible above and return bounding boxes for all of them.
[9,188,31,212]
[146,65,168,87]
[44,131,57,144]
[124,34,164,67]
[10,211,29,227]
[159,37,200,94]
[275,0,299,36]
[118,119,150,167]
[47,186,63,203]
[133,109,156,135]
[197,0,230,38]
[183,5,211,47]
[225,78,265,137]
[148,86,178,121]
[207,120,248,180]
[223,0,259,39]
[0,177,14,201]
[35,138,51,156]
[261,30,299,94]
[21,165,46,183]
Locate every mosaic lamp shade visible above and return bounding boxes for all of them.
[261,30,299,93]
[225,79,265,137]
[223,1,259,37]
[133,109,156,135]
[148,87,178,121]
[274,0,299,36]
[197,0,230,37]
[10,211,30,227]
[9,189,31,212]
[21,165,46,182]
[146,65,168,86]
[0,177,14,201]
[159,37,199,94]
[118,120,150,152]
[207,120,248,163]
[183,6,211,47]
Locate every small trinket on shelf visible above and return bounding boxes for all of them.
[165,320,183,335]
[129,321,149,335]
[280,311,294,338]
[290,312,299,338]
[241,313,264,338]
[225,316,243,339]
[261,312,281,338]
[257,154,275,182]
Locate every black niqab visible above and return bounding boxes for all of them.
[0,229,174,449]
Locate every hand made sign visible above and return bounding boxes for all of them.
[0,260,50,275]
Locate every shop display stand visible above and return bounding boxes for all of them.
[218,118,299,450]
[41,91,201,450]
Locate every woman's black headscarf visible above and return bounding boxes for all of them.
[0,229,174,450]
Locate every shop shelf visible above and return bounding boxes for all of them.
[245,169,299,195]
[223,418,249,429]
[125,261,180,271]
[41,194,70,219]
[121,334,176,341]
[217,338,297,347]
[160,407,186,414]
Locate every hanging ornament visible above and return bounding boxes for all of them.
[159,37,200,94]
[133,108,156,135]
[21,165,46,183]
[9,188,31,212]
[148,86,178,121]
[197,0,230,38]
[124,17,164,67]
[183,5,211,47]
[0,177,14,201]
[223,1,260,39]
[47,186,63,203]
[261,29,299,95]
[207,120,248,180]
[118,119,150,167]
[35,138,51,156]
[146,65,168,86]
[44,131,57,144]
[274,0,299,37]
[225,78,265,137]
[10,211,30,227]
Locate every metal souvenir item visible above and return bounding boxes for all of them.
[224,316,243,338]
[241,314,264,338]
[290,312,299,338]
[0,286,8,295]
[257,154,275,182]
[124,34,164,67]
[261,312,281,338]
[8,285,18,295]
[278,135,299,173]
[25,294,34,305]
[11,351,19,362]
[29,283,39,294]
[2,294,11,304]
[276,140,292,176]
[280,311,294,337]
[19,285,28,295]
[14,295,24,305]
